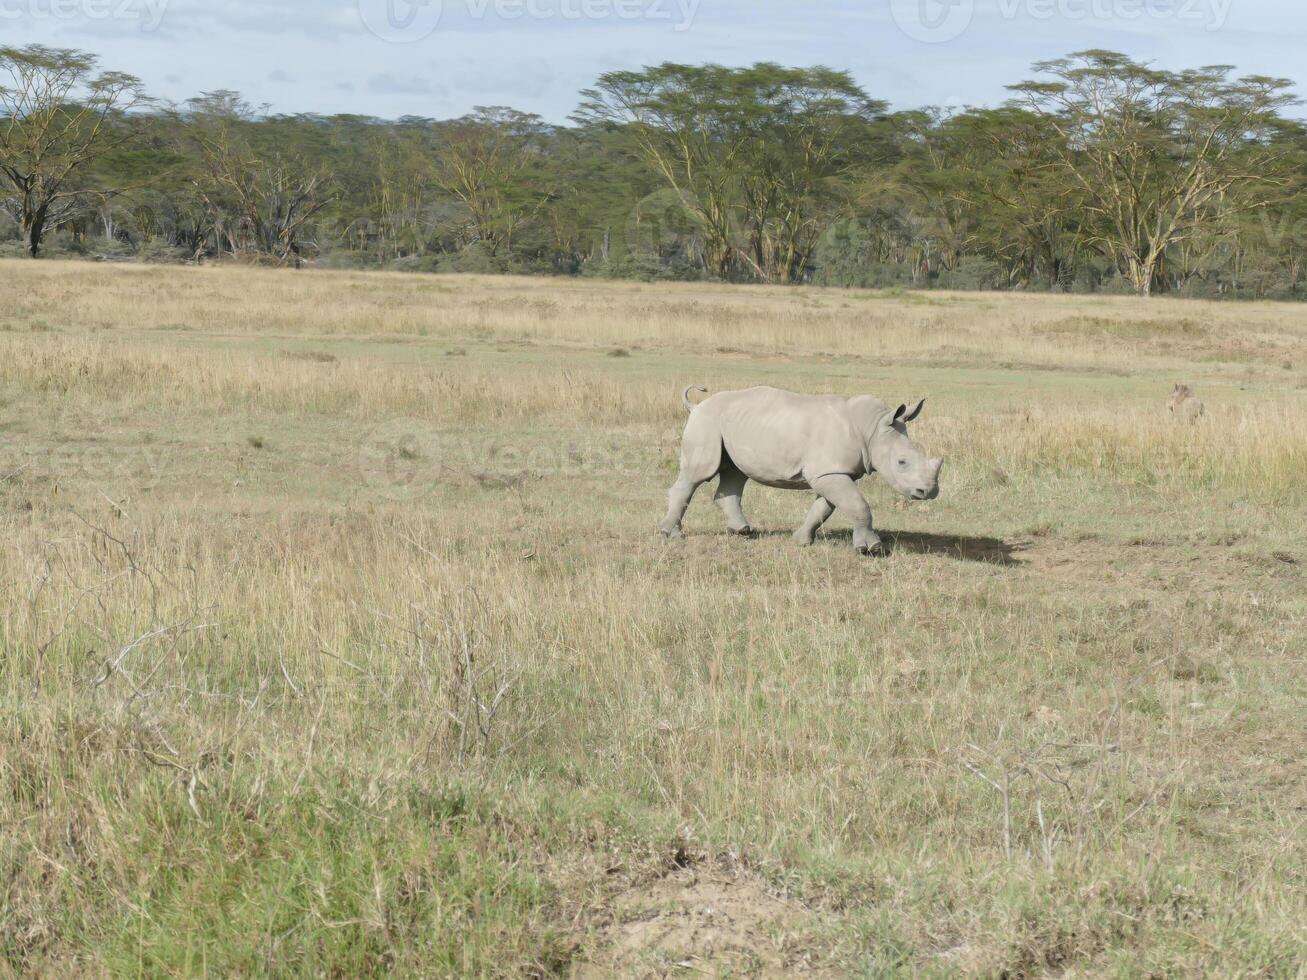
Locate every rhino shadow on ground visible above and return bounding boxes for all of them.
[756,528,1024,566]
[880,530,1024,566]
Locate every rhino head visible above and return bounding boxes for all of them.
[868,399,943,501]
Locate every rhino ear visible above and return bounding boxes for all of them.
[902,398,926,423]
[886,404,908,428]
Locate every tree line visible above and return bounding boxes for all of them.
[3,44,1305,298]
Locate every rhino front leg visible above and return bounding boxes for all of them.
[793,496,835,546]
[713,464,753,535]
[809,474,884,556]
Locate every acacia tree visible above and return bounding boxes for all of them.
[0,45,149,256]
[1010,50,1297,295]
[182,92,332,264]
[367,123,438,260]
[428,107,553,256]
[5,47,1307,293]
[735,66,890,282]
[890,108,991,281]
[905,107,1088,289]
[578,64,888,283]
[1208,120,1307,297]
[576,64,755,278]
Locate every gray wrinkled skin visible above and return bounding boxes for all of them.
[1169,383,1205,423]
[659,386,944,556]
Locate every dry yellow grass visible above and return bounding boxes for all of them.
[1,260,1305,976]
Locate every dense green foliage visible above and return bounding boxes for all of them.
[3,45,1304,297]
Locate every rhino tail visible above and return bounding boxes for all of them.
[681,385,708,414]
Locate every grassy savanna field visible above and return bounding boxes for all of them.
[2,261,1306,976]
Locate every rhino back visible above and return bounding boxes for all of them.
[708,387,864,487]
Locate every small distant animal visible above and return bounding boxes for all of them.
[1169,384,1205,423]
[659,385,944,556]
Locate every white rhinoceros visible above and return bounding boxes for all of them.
[659,385,943,555]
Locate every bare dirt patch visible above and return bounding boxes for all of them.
[573,870,823,978]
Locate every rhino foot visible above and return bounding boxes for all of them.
[659,525,685,541]
[854,534,887,557]
[728,524,755,537]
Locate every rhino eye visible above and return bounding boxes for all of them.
[897,458,908,467]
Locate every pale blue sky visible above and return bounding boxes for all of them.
[4,0,1303,121]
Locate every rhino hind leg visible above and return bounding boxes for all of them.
[659,477,706,539]
[793,496,835,546]
[810,473,884,556]
[658,429,723,539]
[713,460,753,536]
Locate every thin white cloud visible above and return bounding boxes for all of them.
[441,57,556,97]
[1,0,1301,121]
[367,73,448,96]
